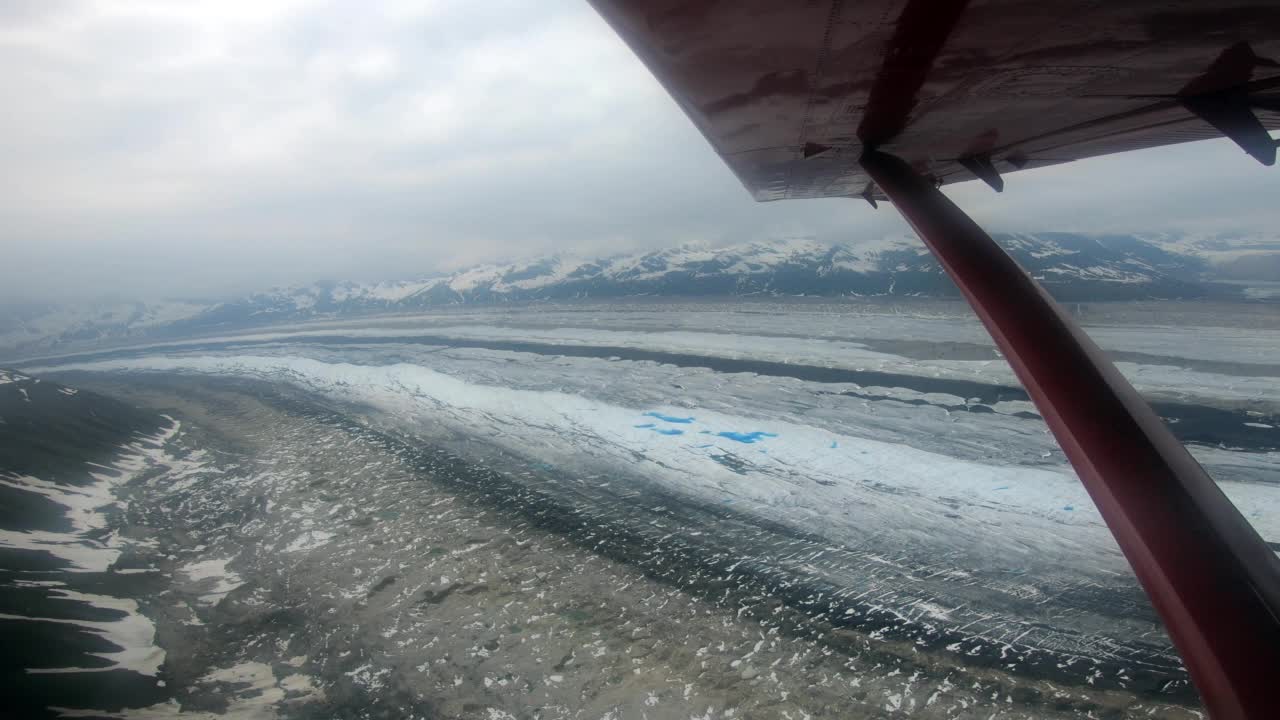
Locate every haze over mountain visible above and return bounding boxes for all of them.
[2,231,1277,360]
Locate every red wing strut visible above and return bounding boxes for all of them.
[588,1,1280,717]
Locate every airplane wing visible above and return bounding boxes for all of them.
[588,0,1280,202]
[588,2,1280,717]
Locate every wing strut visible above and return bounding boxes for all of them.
[861,150,1280,720]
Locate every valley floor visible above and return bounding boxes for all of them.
[5,299,1278,718]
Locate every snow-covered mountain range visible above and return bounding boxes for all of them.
[2,232,1276,358]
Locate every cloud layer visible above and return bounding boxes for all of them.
[2,0,1277,302]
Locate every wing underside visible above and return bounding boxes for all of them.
[589,0,1280,202]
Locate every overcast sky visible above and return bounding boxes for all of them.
[2,0,1278,303]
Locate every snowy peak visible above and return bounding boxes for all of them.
[998,233,1206,285]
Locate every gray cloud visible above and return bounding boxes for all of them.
[2,0,1277,302]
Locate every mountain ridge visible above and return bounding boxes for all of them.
[2,232,1275,358]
